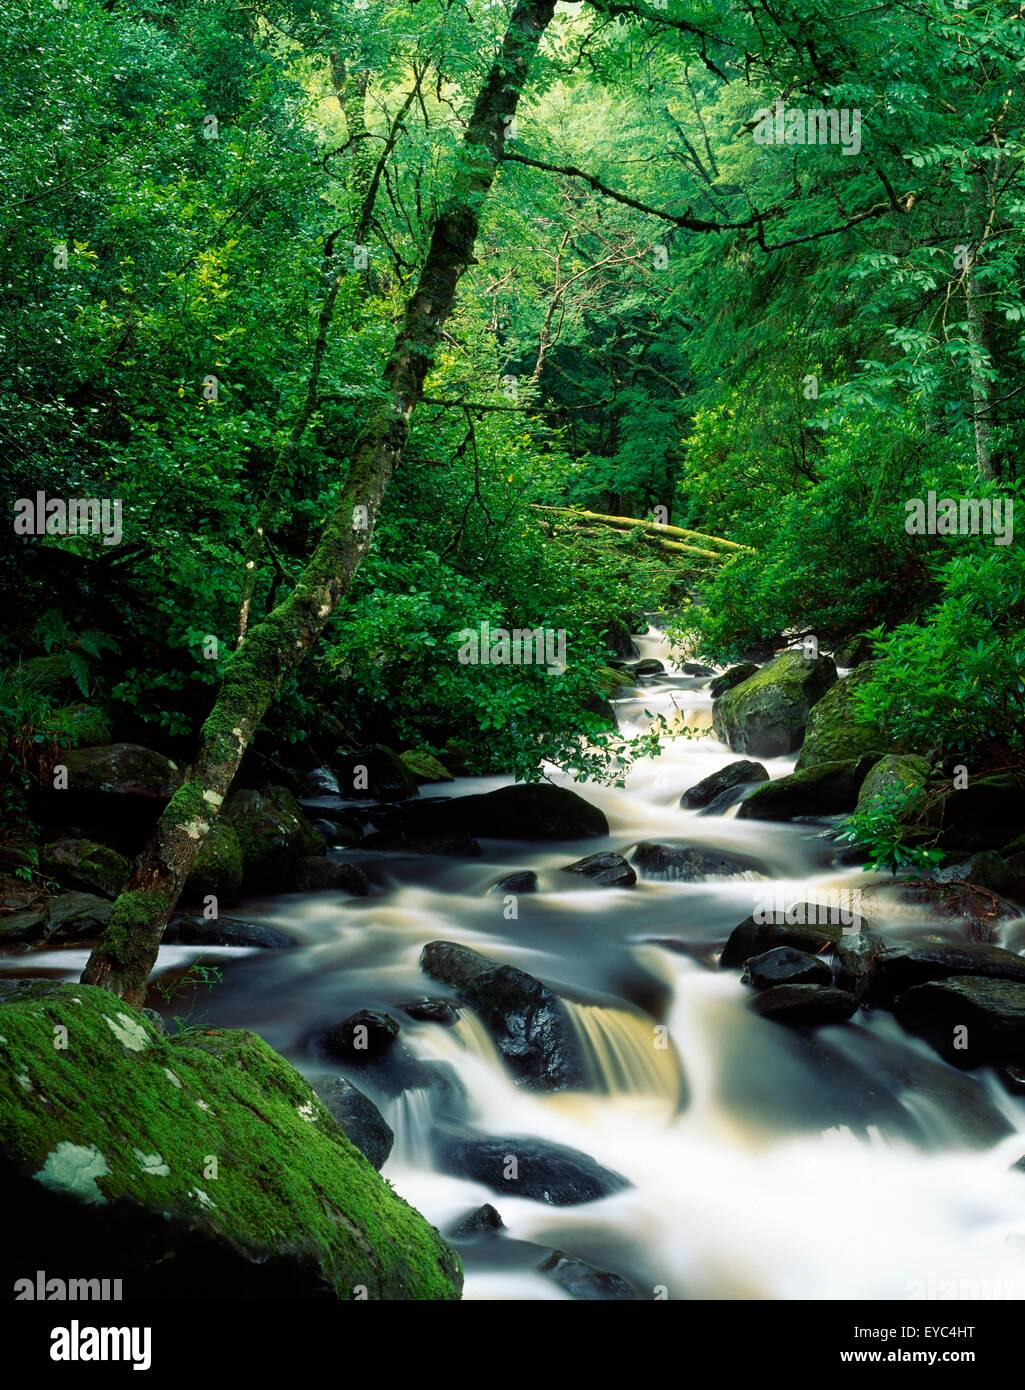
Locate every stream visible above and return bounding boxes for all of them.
[17,624,1025,1300]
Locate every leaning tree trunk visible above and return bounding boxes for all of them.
[83,0,559,1004]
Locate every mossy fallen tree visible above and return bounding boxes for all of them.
[532,505,752,555]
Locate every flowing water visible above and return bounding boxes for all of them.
[17,625,1025,1300]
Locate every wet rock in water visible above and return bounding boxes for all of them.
[38,838,130,899]
[360,831,482,857]
[894,976,1025,1067]
[334,745,420,802]
[832,932,884,1004]
[750,983,859,1027]
[316,1009,401,1064]
[420,941,586,1091]
[433,1131,629,1205]
[399,748,454,784]
[401,998,459,1025]
[709,663,758,699]
[681,661,716,677]
[561,852,636,888]
[795,663,898,772]
[721,909,869,969]
[490,871,539,895]
[293,855,370,894]
[883,878,1019,945]
[224,785,325,894]
[736,759,876,821]
[302,766,341,797]
[711,650,837,757]
[309,816,364,848]
[631,658,665,678]
[538,1250,638,1300]
[0,980,461,1300]
[744,946,832,990]
[680,760,769,810]
[873,942,1025,1004]
[453,1203,505,1236]
[0,902,51,946]
[311,1075,394,1170]
[393,783,609,841]
[632,841,766,881]
[164,915,298,950]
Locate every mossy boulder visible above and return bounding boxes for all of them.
[708,663,758,699]
[224,785,325,893]
[0,980,461,1300]
[794,663,896,772]
[39,838,130,898]
[855,754,930,811]
[711,650,837,757]
[736,759,876,821]
[596,666,635,695]
[335,745,420,801]
[181,821,244,905]
[399,749,455,785]
[43,743,183,848]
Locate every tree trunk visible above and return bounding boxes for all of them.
[83,0,559,1005]
[966,256,996,481]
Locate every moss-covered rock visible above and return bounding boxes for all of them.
[0,980,461,1300]
[39,838,130,899]
[399,748,455,784]
[182,821,244,905]
[41,743,183,848]
[794,663,896,772]
[224,785,325,893]
[736,759,876,821]
[855,754,930,811]
[711,650,837,757]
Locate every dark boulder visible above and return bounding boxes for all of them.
[874,942,1025,1004]
[631,659,664,679]
[420,941,586,1091]
[490,871,539,895]
[736,759,876,821]
[401,998,459,1025]
[302,766,341,797]
[453,1203,505,1236]
[224,785,325,893]
[39,892,114,945]
[394,784,608,841]
[680,760,769,810]
[561,852,636,888]
[894,976,1025,1067]
[293,856,370,894]
[38,838,130,899]
[164,915,298,950]
[432,1131,629,1205]
[181,821,244,905]
[681,662,716,677]
[743,946,832,990]
[750,984,858,1027]
[334,745,420,802]
[311,1075,394,1170]
[721,908,869,969]
[709,663,758,699]
[316,1009,401,1064]
[44,743,183,845]
[538,1250,638,1300]
[632,842,766,881]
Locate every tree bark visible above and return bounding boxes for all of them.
[531,504,751,551]
[83,0,559,1004]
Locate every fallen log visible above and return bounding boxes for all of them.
[532,505,751,553]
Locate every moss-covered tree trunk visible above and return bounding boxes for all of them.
[83,0,558,1005]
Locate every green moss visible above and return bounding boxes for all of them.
[0,982,461,1300]
[94,887,172,976]
[795,663,895,771]
[183,821,243,903]
[596,666,634,695]
[399,748,454,783]
[161,780,209,832]
[39,839,130,898]
[856,754,930,810]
